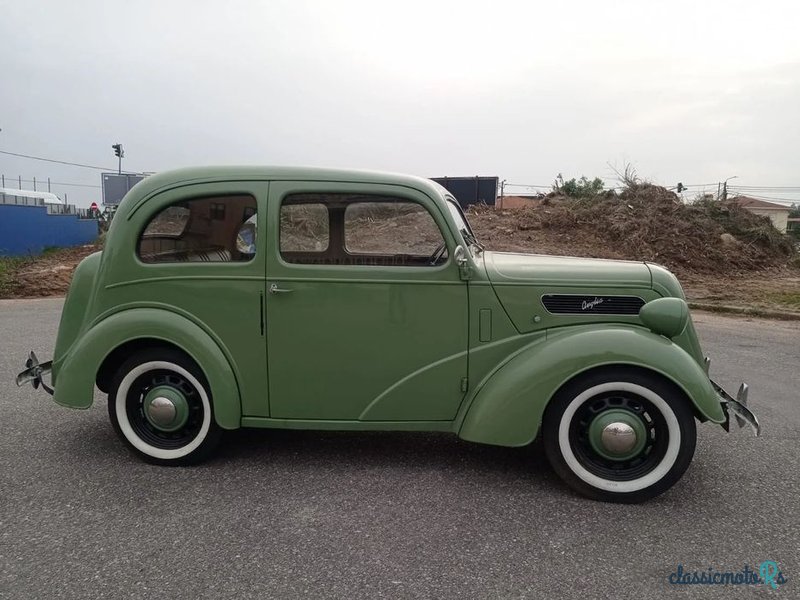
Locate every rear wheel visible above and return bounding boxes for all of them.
[108,348,221,465]
[542,368,696,503]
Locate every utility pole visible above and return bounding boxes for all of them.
[721,175,738,202]
[112,143,124,174]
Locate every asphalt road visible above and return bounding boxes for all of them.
[1,298,798,599]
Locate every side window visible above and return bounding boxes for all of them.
[278,193,446,266]
[344,201,446,265]
[138,194,257,263]
[280,201,330,259]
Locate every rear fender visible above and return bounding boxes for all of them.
[458,325,724,447]
[53,307,241,429]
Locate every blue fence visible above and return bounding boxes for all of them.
[0,204,99,256]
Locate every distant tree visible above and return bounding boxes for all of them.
[790,202,800,218]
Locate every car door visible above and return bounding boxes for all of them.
[110,180,270,418]
[265,180,469,422]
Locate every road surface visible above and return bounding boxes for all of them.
[1,299,797,599]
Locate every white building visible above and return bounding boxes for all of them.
[733,196,791,233]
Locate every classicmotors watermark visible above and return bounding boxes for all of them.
[668,561,788,589]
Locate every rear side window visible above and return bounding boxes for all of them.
[138,195,257,263]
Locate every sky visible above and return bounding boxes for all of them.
[1,0,799,207]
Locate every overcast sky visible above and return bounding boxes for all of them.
[1,0,798,207]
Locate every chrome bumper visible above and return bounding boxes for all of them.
[711,380,760,437]
[16,351,54,396]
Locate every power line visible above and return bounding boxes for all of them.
[729,185,800,190]
[728,188,799,197]
[1,177,100,189]
[504,183,552,188]
[0,149,138,174]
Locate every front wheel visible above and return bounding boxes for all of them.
[108,348,222,465]
[542,368,697,503]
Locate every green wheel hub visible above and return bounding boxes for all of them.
[143,385,189,432]
[588,409,647,461]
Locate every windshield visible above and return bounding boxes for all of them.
[445,197,483,255]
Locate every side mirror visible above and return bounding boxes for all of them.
[454,245,471,280]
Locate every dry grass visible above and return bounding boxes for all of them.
[766,292,800,310]
[0,258,24,296]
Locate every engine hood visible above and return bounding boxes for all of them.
[483,251,652,288]
[480,251,659,334]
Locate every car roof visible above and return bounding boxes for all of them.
[122,165,449,211]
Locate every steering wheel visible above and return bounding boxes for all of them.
[428,242,447,265]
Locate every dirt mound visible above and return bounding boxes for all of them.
[469,184,796,277]
[2,244,101,298]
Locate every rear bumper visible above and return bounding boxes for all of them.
[711,380,760,436]
[16,351,53,395]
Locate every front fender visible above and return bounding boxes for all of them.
[458,325,724,447]
[53,308,241,429]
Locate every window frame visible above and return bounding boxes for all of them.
[136,192,259,265]
[277,191,452,269]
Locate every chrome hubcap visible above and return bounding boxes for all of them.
[600,421,638,454]
[141,384,190,433]
[146,396,177,428]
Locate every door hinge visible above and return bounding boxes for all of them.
[460,377,469,392]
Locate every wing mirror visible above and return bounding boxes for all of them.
[454,245,471,280]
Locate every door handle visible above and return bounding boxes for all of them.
[269,283,293,295]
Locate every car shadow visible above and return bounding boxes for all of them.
[59,418,563,496]
[215,427,553,480]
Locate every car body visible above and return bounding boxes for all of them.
[17,166,759,502]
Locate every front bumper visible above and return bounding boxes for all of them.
[16,351,53,395]
[712,380,760,436]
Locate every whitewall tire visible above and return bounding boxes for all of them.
[108,348,222,465]
[542,368,697,503]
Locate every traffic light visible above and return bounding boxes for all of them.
[112,143,124,158]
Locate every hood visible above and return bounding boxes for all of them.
[483,251,652,288]
[480,251,658,334]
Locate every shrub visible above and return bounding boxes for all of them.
[553,174,605,199]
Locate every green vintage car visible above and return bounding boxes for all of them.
[17,166,759,502]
